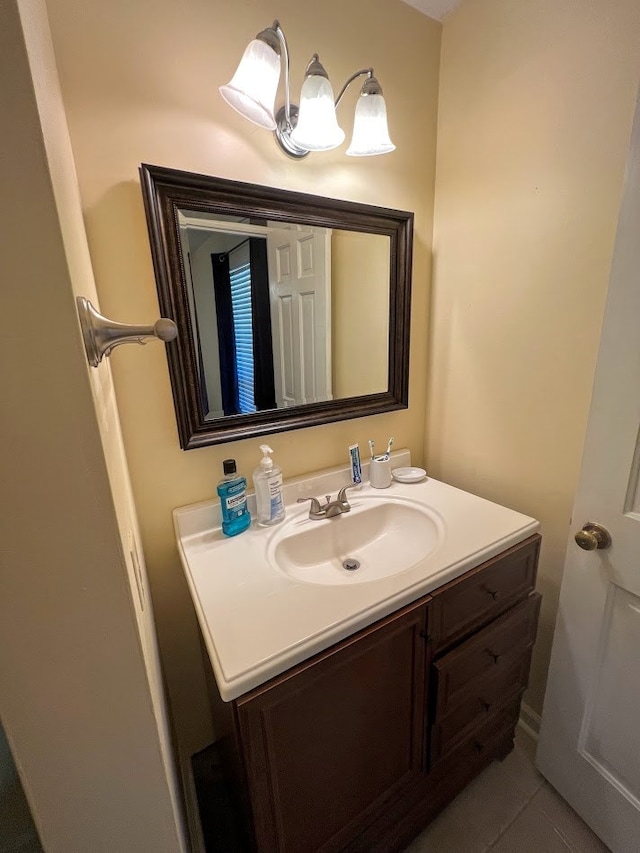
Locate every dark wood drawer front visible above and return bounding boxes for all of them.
[430,693,523,776]
[430,651,531,762]
[432,593,541,719]
[430,535,540,653]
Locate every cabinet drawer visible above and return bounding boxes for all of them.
[430,651,531,762]
[432,593,541,719]
[430,535,540,653]
[430,693,522,776]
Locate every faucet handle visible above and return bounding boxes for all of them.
[336,484,357,509]
[297,496,321,509]
[296,496,324,519]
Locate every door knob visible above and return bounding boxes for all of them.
[574,522,611,551]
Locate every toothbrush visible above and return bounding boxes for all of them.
[384,437,394,459]
[369,439,375,460]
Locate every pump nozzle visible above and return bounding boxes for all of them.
[259,444,274,470]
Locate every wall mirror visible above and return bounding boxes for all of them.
[140,164,413,449]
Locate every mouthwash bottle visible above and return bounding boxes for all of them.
[217,459,251,537]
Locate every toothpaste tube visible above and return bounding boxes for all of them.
[349,443,362,487]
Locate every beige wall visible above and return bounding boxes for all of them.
[428,0,640,715]
[332,230,390,398]
[1,1,185,848]
[44,0,440,771]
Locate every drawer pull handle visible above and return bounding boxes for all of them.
[482,585,500,600]
[473,741,485,753]
[481,700,492,712]
[485,648,501,664]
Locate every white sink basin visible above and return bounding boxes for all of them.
[266,496,444,585]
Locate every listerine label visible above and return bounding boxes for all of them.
[225,493,247,513]
[223,479,248,519]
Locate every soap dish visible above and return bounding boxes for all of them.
[392,467,427,484]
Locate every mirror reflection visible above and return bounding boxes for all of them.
[178,209,390,422]
[139,164,413,449]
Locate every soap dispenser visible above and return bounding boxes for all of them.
[253,445,285,526]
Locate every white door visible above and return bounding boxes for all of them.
[537,86,640,853]
[267,225,332,407]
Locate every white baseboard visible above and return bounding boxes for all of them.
[518,702,542,741]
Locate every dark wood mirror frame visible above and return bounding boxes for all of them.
[139,163,413,449]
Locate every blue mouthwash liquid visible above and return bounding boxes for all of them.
[216,459,251,537]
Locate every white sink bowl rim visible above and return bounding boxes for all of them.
[266,495,444,585]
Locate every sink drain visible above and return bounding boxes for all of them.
[342,558,360,571]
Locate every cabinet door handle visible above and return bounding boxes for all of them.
[485,648,501,664]
[482,585,500,600]
[481,699,492,712]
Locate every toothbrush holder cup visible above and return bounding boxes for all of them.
[369,456,392,489]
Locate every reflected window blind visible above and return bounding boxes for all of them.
[229,253,256,414]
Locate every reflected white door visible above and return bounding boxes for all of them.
[537,87,640,853]
[267,226,331,407]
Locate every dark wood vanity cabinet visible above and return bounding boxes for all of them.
[236,604,428,853]
[204,534,541,853]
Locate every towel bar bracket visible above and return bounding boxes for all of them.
[76,296,178,368]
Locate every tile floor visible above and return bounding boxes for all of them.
[403,726,610,853]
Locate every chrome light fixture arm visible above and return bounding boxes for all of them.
[334,68,380,107]
[271,21,311,160]
[273,22,293,130]
[256,21,294,130]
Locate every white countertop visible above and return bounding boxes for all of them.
[174,451,539,701]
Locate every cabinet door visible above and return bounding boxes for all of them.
[236,601,428,853]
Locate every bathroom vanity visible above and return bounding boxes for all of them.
[175,453,541,852]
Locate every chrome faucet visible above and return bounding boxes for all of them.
[297,486,355,520]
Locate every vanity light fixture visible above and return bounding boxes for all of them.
[219,21,395,159]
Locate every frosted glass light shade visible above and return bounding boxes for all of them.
[219,39,281,131]
[289,75,345,151]
[346,93,395,156]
